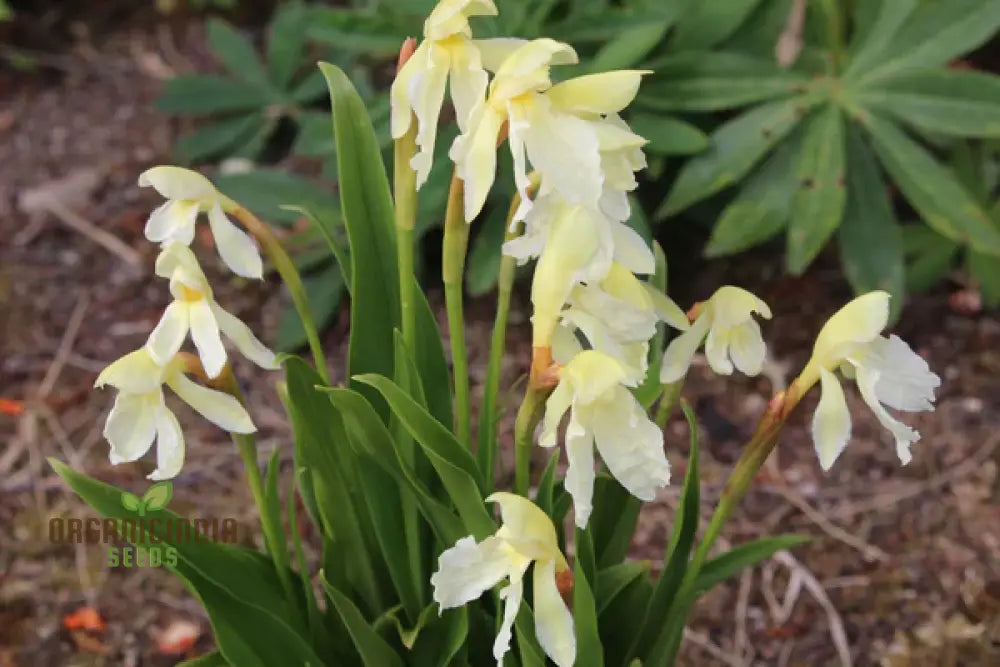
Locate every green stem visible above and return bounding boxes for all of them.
[654,379,684,429]
[394,123,419,354]
[232,205,332,386]
[820,0,845,72]
[513,385,547,496]
[442,174,471,445]
[477,195,524,490]
[652,384,806,665]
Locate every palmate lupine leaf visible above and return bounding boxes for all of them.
[267,1,311,89]
[668,0,763,51]
[206,18,271,87]
[627,113,708,156]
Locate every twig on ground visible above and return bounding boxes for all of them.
[734,568,753,664]
[683,628,744,667]
[44,200,143,268]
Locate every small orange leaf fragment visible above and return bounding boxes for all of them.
[0,398,24,416]
[63,606,107,632]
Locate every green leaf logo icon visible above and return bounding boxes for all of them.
[142,482,173,512]
[120,491,141,513]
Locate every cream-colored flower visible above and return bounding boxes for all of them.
[561,263,689,380]
[541,350,670,527]
[95,348,255,480]
[660,286,772,383]
[139,166,262,279]
[147,243,278,378]
[390,0,501,187]
[451,37,648,221]
[801,291,940,470]
[431,492,574,667]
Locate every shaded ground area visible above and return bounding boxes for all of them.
[2,19,999,667]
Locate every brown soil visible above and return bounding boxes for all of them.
[2,18,999,667]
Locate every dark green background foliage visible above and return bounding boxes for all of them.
[159,0,1000,346]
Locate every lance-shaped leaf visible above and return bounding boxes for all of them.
[267,1,310,89]
[669,0,763,51]
[786,104,847,274]
[844,0,918,79]
[594,561,649,617]
[693,534,809,594]
[658,96,815,217]
[573,551,604,667]
[628,113,708,156]
[206,19,270,87]
[323,576,405,667]
[857,70,1000,139]
[156,76,275,115]
[865,113,1000,257]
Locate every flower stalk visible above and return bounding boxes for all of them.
[230,205,331,385]
[442,172,472,445]
[394,38,420,355]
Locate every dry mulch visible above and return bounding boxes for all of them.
[2,18,999,667]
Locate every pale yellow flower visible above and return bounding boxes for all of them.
[139,166,262,279]
[541,350,671,527]
[95,348,255,480]
[801,291,940,469]
[390,0,502,186]
[450,37,648,221]
[431,492,574,667]
[147,243,278,378]
[660,286,772,383]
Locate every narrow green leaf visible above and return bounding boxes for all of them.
[589,476,640,569]
[857,70,1000,138]
[577,528,597,587]
[694,535,809,594]
[705,129,802,257]
[287,469,326,654]
[156,75,273,115]
[411,280,454,429]
[320,62,400,416]
[588,21,670,72]
[904,226,960,292]
[628,113,708,155]
[786,104,847,274]
[970,250,1000,307]
[862,0,1000,81]
[323,576,405,667]
[658,96,814,217]
[594,561,649,617]
[844,0,918,78]
[865,113,1000,256]
[670,0,762,50]
[573,555,604,667]
[262,448,287,560]
[410,606,469,667]
[639,52,809,112]
[632,403,700,661]
[276,264,344,353]
[175,114,264,163]
[214,170,340,225]
[177,651,228,667]
[634,241,667,410]
[839,126,905,318]
[206,19,269,87]
[597,568,653,663]
[267,1,310,88]
[535,451,561,517]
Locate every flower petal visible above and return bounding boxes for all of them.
[812,368,852,471]
[448,41,488,133]
[493,574,524,665]
[550,324,583,365]
[855,366,919,465]
[452,100,505,221]
[105,392,159,464]
[145,200,198,245]
[642,284,690,332]
[431,535,513,609]
[563,409,596,528]
[139,166,219,202]
[589,387,669,502]
[166,372,255,433]
[148,405,185,480]
[863,335,940,412]
[540,379,573,448]
[660,313,711,383]
[146,302,190,367]
[409,45,451,187]
[188,299,226,378]
[728,319,766,377]
[609,222,655,274]
[474,37,528,71]
[811,291,890,366]
[95,348,165,394]
[211,303,279,370]
[390,40,426,139]
[488,492,561,556]
[547,70,648,115]
[207,204,263,279]
[532,559,576,667]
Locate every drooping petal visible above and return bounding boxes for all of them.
[863,335,940,412]
[166,372,255,434]
[104,392,159,464]
[563,409,596,528]
[660,313,711,383]
[139,166,218,203]
[643,284,690,332]
[507,99,535,221]
[424,0,497,40]
[546,70,648,115]
[488,492,560,556]
[812,368,852,471]
[855,366,919,465]
[540,379,573,448]
[811,291,890,367]
[431,535,515,609]
[493,574,524,665]
[589,387,670,502]
[188,299,226,378]
[532,559,576,667]
[709,285,771,329]
[609,222,655,275]
[95,348,166,395]
[207,203,263,279]
[448,41,488,132]
[210,303,279,370]
[452,100,506,221]
[728,319,767,376]
[474,37,528,71]
[144,200,198,245]
[155,242,210,287]
[491,38,578,100]
[550,324,583,365]
[148,405,185,480]
[409,44,451,187]
[560,350,631,404]
[390,40,427,139]
[146,301,190,367]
